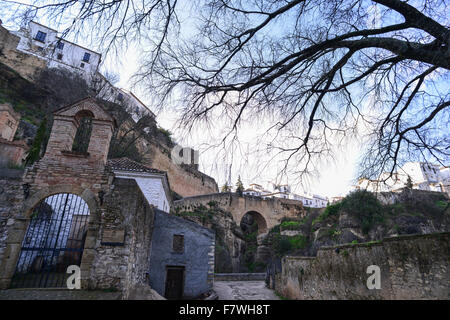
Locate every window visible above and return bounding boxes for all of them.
[56,41,64,50]
[117,93,124,101]
[80,63,85,68]
[57,53,63,60]
[34,31,47,42]
[72,115,93,153]
[82,52,91,63]
[172,235,184,253]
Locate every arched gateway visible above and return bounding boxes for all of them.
[11,193,90,288]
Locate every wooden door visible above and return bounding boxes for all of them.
[164,267,184,299]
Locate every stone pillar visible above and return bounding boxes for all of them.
[86,120,114,165]
[0,218,28,289]
[43,115,77,160]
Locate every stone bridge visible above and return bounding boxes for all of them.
[173,192,305,234]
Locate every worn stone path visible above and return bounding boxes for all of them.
[213,281,280,300]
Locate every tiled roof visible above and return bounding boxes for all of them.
[107,157,166,174]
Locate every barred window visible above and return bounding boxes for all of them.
[82,52,91,63]
[172,235,184,253]
[34,31,46,42]
[72,113,93,154]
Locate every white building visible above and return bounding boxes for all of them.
[11,21,155,121]
[14,21,101,81]
[243,181,328,208]
[108,157,172,212]
[354,162,448,194]
[243,183,271,197]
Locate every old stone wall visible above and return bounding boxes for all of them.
[0,140,28,167]
[144,142,218,197]
[0,169,24,266]
[148,209,215,298]
[275,232,449,300]
[88,178,155,298]
[0,26,46,81]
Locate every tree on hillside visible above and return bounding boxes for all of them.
[221,184,231,192]
[405,175,413,189]
[25,118,47,166]
[236,175,244,196]
[5,0,449,183]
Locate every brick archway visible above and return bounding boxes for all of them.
[0,184,100,289]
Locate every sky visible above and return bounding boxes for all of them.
[0,0,410,198]
[107,47,360,197]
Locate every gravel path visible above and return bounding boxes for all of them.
[213,281,280,300]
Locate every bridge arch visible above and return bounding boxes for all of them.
[239,211,268,234]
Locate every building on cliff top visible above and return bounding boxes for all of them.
[353,162,449,195]
[7,20,155,121]
[243,181,328,208]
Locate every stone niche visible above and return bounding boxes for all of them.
[43,97,116,169]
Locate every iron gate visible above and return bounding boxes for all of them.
[10,193,90,288]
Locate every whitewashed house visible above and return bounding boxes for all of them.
[244,181,328,208]
[11,21,156,121]
[14,21,101,81]
[243,183,271,197]
[108,157,172,213]
[354,162,448,194]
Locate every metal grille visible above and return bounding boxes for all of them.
[172,235,184,253]
[10,193,90,288]
[72,117,93,154]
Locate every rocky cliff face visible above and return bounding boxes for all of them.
[173,203,259,273]
[174,189,449,274]
[266,189,449,261]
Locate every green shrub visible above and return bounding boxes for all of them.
[340,190,384,234]
[312,202,342,226]
[245,231,257,242]
[271,234,292,256]
[207,200,218,208]
[280,220,302,230]
[157,126,173,142]
[324,202,343,217]
[269,225,281,234]
[25,118,48,165]
[436,200,448,209]
[288,234,307,249]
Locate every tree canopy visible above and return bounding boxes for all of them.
[2,0,448,183]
